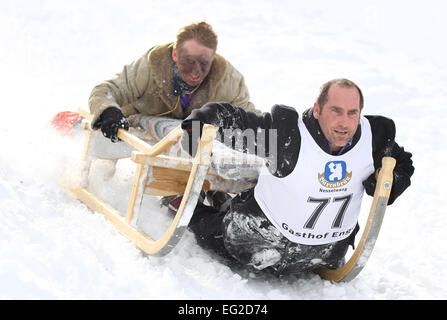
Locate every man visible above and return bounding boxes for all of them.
[89,21,258,143]
[181,78,414,276]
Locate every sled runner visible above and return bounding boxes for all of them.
[316,157,396,282]
[68,110,261,256]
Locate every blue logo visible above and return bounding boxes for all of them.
[318,161,352,188]
[324,161,347,182]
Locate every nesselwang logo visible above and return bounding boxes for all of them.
[318,161,352,188]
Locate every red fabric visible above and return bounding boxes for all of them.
[51,111,83,135]
[168,195,183,216]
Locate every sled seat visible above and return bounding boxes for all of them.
[68,109,261,256]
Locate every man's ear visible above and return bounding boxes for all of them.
[313,102,320,119]
[172,47,178,63]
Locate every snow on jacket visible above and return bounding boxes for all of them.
[88,43,258,126]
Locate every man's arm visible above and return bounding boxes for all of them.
[88,51,151,126]
[227,73,259,114]
[214,61,261,114]
[364,115,415,205]
[183,102,301,178]
[185,102,267,131]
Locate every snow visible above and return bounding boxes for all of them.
[1,0,447,300]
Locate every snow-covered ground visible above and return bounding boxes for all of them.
[1,0,446,299]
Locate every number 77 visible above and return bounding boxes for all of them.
[304,194,353,229]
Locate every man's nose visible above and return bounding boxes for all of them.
[192,62,201,74]
[338,113,349,126]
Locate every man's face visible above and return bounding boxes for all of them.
[172,39,215,87]
[313,84,361,152]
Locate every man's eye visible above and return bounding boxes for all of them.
[332,108,341,113]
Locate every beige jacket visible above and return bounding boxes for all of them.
[88,43,258,125]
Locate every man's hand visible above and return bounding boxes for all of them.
[362,170,410,205]
[93,107,129,142]
[181,119,204,157]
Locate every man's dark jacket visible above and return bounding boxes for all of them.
[185,102,414,205]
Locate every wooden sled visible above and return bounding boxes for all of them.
[67,110,395,282]
[316,157,396,282]
[68,110,258,256]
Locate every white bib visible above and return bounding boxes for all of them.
[254,116,374,245]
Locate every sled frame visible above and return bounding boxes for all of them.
[316,157,396,282]
[69,112,219,256]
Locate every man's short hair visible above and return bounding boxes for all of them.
[175,21,218,52]
[316,78,364,111]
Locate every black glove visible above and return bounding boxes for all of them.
[93,107,129,143]
[181,119,204,157]
[362,173,376,197]
[362,170,411,205]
